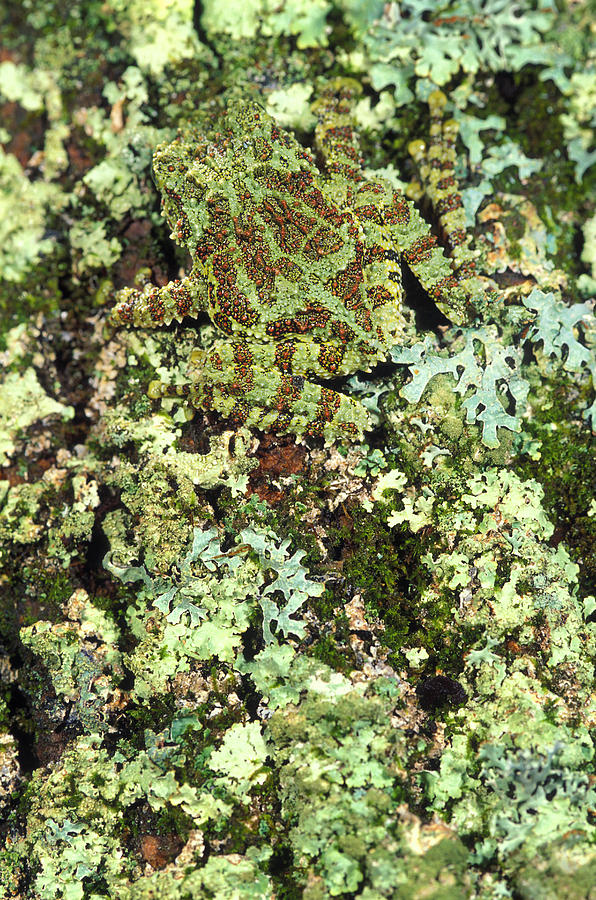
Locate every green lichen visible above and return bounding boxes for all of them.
[362,0,558,104]
[104,523,322,699]
[95,407,256,570]
[201,0,334,49]
[116,851,274,900]
[0,480,46,556]
[0,369,73,466]
[405,468,596,871]
[1,0,595,897]
[14,723,241,899]
[265,660,471,898]
[20,589,123,733]
[522,288,596,426]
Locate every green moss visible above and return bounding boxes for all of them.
[16,565,74,613]
[308,623,353,673]
[327,504,473,671]
[331,506,416,605]
[515,392,596,597]
[0,846,23,896]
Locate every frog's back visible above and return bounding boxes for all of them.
[153,100,406,363]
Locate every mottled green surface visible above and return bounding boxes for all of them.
[108,84,483,441]
[0,1,595,898]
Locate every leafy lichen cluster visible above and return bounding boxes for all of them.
[0,0,595,898]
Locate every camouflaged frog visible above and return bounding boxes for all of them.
[109,81,484,442]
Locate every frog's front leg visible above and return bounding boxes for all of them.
[108,272,208,328]
[150,338,371,442]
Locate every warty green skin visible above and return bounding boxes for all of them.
[109,82,483,442]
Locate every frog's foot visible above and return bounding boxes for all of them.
[108,273,207,328]
[150,338,371,442]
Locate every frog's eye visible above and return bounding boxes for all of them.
[168,165,175,172]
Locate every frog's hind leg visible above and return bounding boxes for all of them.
[406,90,489,319]
[409,91,474,269]
[383,186,477,326]
[150,338,371,442]
[314,81,477,325]
[108,272,208,328]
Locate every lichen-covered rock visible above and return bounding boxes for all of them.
[109,82,486,441]
[1,2,595,898]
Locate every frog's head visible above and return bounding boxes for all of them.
[152,134,200,193]
[224,99,273,139]
[153,141,186,191]
[223,99,313,174]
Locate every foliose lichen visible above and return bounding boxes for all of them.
[1,1,595,898]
